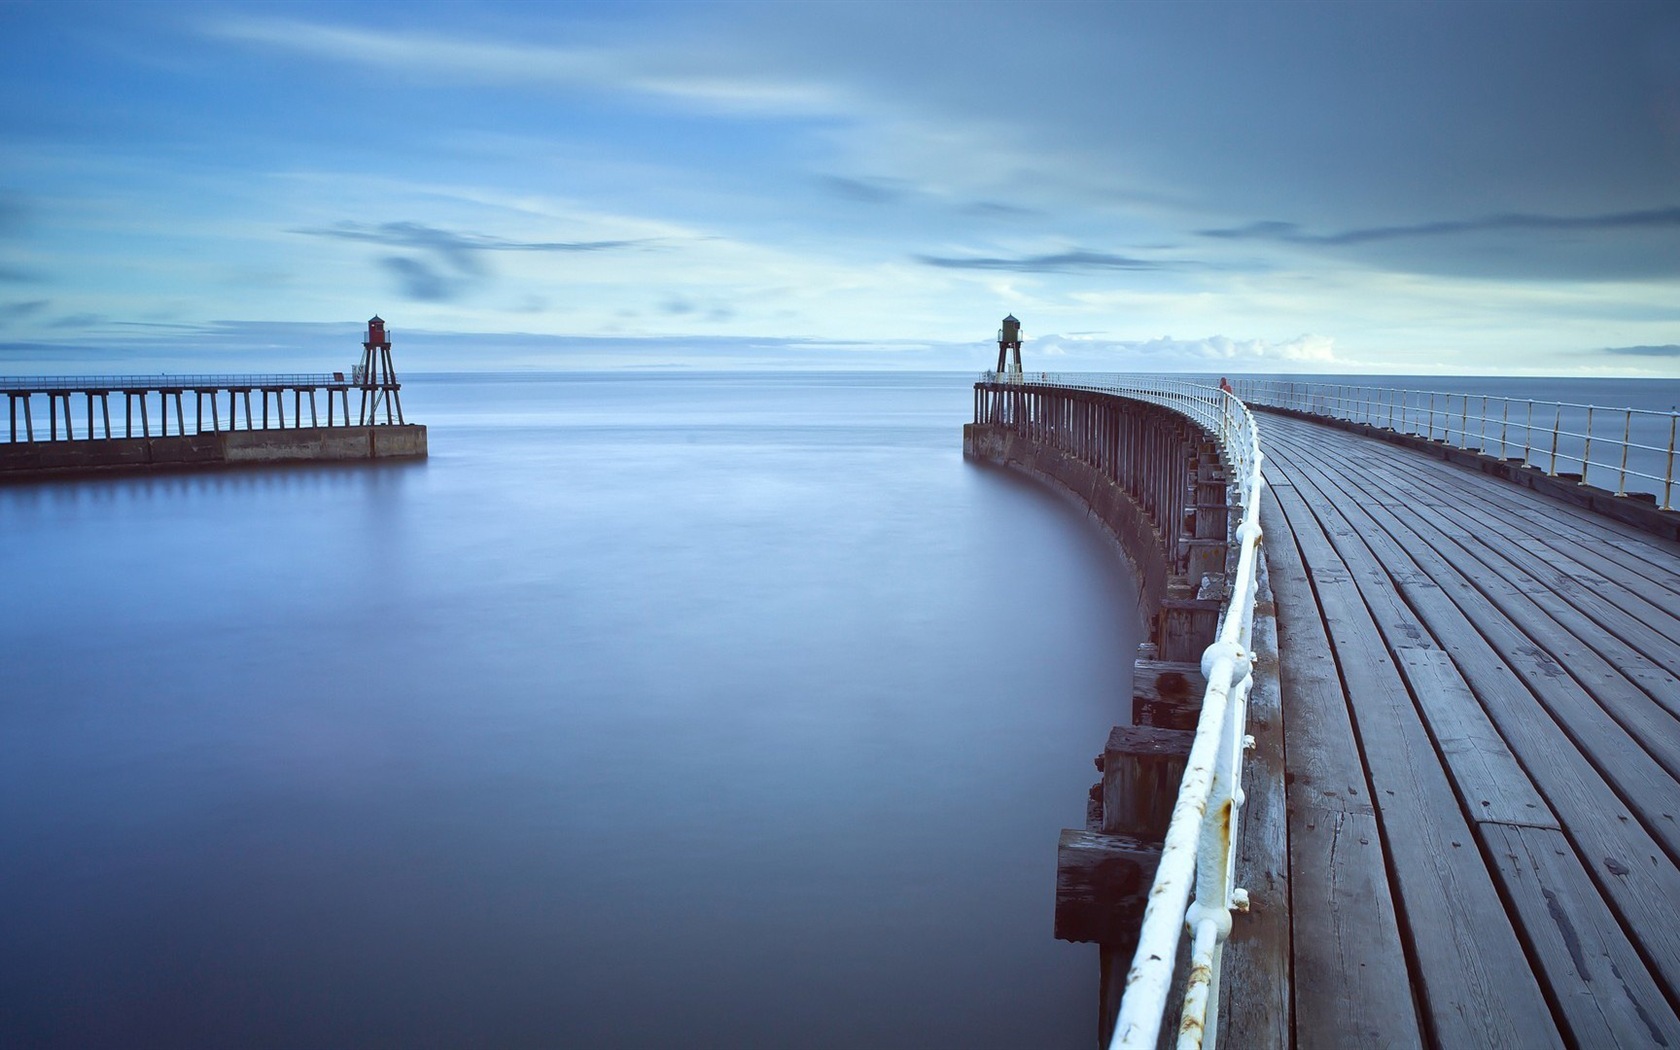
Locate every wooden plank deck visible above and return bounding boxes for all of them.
[1258,410,1680,1048]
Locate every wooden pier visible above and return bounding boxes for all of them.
[968,374,1680,1047]
[0,316,425,481]
[1261,409,1680,1048]
[3,373,366,443]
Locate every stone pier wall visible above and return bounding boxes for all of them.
[0,424,427,481]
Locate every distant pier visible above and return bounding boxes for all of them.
[0,316,426,481]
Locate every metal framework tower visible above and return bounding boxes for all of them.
[356,315,404,425]
[996,314,1023,375]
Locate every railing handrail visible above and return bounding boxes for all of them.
[980,370,1266,1049]
[1255,380,1676,419]
[1236,378,1679,509]
[0,373,351,392]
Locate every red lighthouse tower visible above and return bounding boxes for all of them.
[356,315,404,425]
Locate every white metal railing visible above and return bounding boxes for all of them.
[981,371,1267,1049]
[1236,379,1680,511]
[0,373,347,392]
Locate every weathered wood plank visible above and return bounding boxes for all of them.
[1274,441,1680,866]
[1265,422,1680,1004]
[1294,434,1680,745]
[1217,552,1289,1050]
[1271,481,1564,1049]
[1393,648,1557,829]
[1263,412,1680,597]
[1321,444,1680,694]
[1262,451,1563,831]
[1259,486,1423,1049]
[1483,821,1680,1047]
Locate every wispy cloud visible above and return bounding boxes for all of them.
[300,221,651,303]
[380,258,455,303]
[818,176,906,205]
[1601,344,1680,358]
[0,299,49,322]
[916,249,1177,273]
[962,201,1039,219]
[47,313,108,330]
[203,16,841,115]
[298,221,646,259]
[0,198,27,238]
[1200,206,1680,246]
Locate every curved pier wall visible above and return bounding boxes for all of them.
[964,383,1232,672]
[962,422,1171,625]
[965,382,1240,1043]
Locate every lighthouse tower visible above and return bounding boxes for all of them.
[356,315,404,425]
[995,314,1023,376]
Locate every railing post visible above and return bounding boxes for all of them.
[1583,406,1595,485]
[1617,408,1631,497]
[1665,414,1677,512]
[1548,404,1561,476]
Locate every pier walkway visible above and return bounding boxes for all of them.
[1260,409,1680,1047]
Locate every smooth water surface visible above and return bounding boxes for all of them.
[0,373,1139,1048]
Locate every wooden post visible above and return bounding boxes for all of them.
[100,393,111,439]
[1054,828,1161,944]
[1157,578,1223,663]
[1102,724,1194,840]
[1132,659,1208,731]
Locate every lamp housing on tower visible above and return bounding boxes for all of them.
[355,315,405,425]
[996,314,1024,374]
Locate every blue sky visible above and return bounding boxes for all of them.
[1,0,1677,373]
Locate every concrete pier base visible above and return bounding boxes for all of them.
[0,424,427,482]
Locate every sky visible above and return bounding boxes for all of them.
[0,0,1677,374]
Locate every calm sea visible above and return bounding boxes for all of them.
[0,372,1140,1049]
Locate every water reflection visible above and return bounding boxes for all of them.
[0,374,1135,1048]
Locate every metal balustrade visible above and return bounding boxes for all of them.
[1236,379,1679,511]
[0,374,345,392]
[981,371,1266,1050]
[2,370,405,443]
